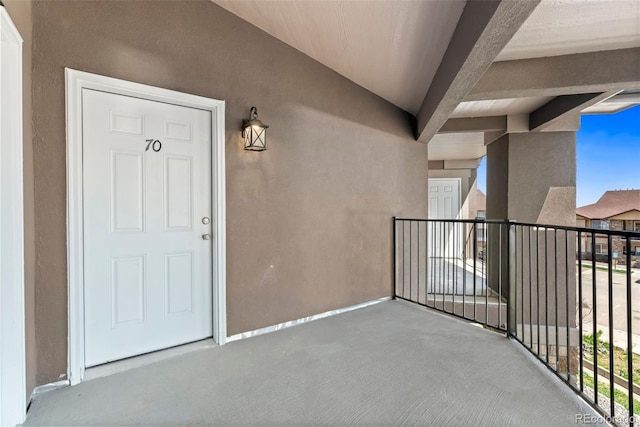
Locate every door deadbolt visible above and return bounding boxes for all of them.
[202,217,210,225]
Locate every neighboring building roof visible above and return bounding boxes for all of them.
[576,190,640,219]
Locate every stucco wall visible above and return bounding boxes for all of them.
[508,132,576,226]
[486,132,577,329]
[486,132,576,225]
[30,0,428,385]
[486,135,509,220]
[3,0,37,399]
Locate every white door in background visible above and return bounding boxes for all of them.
[83,89,213,366]
[428,179,461,258]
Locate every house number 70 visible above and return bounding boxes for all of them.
[145,139,162,152]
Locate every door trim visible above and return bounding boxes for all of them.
[65,69,227,385]
[0,6,26,424]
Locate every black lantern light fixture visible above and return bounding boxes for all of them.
[242,106,269,151]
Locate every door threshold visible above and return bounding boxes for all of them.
[84,338,216,382]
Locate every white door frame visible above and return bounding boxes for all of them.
[0,6,26,425]
[65,69,227,385]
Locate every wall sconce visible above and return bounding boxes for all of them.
[242,106,269,151]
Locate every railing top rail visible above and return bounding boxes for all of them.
[393,217,640,238]
[393,217,492,224]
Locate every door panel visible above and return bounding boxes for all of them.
[428,179,461,259]
[110,151,144,232]
[165,252,193,315]
[111,256,145,326]
[164,156,193,230]
[83,89,213,367]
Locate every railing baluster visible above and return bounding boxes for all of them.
[483,223,487,325]
[462,223,467,318]
[432,221,436,306]
[607,234,614,418]
[536,227,541,357]
[578,231,584,393]
[452,222,457,315]
[417,221,420,305]
[430,222,434,305]
[565,229,570,383]
[446,221,449,313]
[545,227,550,365]
[498,223,502,330]
[485,222,489,327]
[592,231,598,405]
[409,220,413,302]
[529,226,533,349]
[442,221,445,312]
[473,222,477,322]
[450,222,454,314]
[509,225,518,338]
[393,217,397,298]
[424,221,428,306]
[522,225,525,342]
[626,237,634,425]
[402,220,405,299]
[506,222,512,334]
[555,228,559,373]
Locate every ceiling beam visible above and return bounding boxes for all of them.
[439,116,506,133]
[467,48,640,101]
[529,91,620,132]
[415,0,540,143]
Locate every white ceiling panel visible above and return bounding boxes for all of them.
[497,0,640,61]
[214,0,466,114]
[582,93,640,114]
[450,97,554,118]
[428,133,485,161]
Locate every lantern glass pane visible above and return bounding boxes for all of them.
[244,125,266,150]
[243,127,253,149]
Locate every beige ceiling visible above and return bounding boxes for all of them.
[428,133,485,161]
[582,92,640,114]
[214,0,466,114]
[497,0,640,61]
[213,0,639,162]
[450,97,554,119]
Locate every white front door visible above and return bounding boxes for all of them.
[428,179,461,259]
[82,89,213,367]
[428,179,460,220]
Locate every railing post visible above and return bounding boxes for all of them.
[508,221,516,336]
[392,216,396,299]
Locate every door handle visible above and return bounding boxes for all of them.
[202,234,211,240]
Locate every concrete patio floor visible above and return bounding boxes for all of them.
[428,258,488,296]
[24,300,593,426]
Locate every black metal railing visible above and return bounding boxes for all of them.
[393,217,640,426]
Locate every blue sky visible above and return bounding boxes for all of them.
[476,104,640,207]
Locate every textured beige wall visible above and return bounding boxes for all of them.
[486,132,577,328]
[507,132,576,226]
[3,0,37,399]
[486,132,576,225]
[486,135,509,221]
[30,0,428,385]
